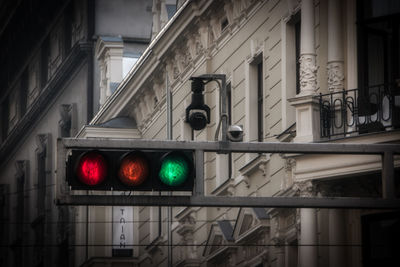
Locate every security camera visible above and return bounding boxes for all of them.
[227,125,244,142]
[187,109,209,131]
[185,78,211,131]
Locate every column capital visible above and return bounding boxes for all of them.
[299,54,318,94]
[293,180,317,197]
[327,61,344,92]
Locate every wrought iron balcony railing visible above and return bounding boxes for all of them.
[317,84,400,139]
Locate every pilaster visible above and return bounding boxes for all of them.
[295,181,318,267]
[299,0,317,96]
[329,209,346,267]
[289,0,320,142]
[327,0,344,92]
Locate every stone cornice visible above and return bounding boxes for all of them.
[90,0,265,133]
[0,42,91,166]
[95,36,123,60]
[77,126,141,139]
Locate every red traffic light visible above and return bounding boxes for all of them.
[76,151,108,186]
[118,152,150,186]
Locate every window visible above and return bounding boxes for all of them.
[166,4,176,20]
[295,17,301,95]
[357,0,400,92]
[0,184,9,266]
[34,134,50,266]
[257,62,264,142]
[20,72,28,117]
[282,12,300,131]
[8,90,18,132]
[40,38,49,88]
[0,99,9,141]
[37,148,46,215]
[245,53,263,164]
[13,161,27,267]
[122,53,140,78]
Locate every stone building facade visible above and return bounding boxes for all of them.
[2,0,399,266]
[76,0,400,266]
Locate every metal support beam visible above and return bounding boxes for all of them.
[57,195,400,209]
[57,138,400,209]
[382,151,395,198]
[195,150,204,196]
[61,138,400,155]
[220,75,227,142]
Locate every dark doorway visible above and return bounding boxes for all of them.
[361,211,400,267]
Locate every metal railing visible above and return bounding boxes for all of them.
[318,84,400,138]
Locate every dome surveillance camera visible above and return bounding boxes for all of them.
[227,125,244,142]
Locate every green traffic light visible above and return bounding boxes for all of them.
[159,153,189,186]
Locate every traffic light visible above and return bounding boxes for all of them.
[66,149,194,191]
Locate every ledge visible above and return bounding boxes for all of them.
[239,154,270,177]
[77,126,141,139]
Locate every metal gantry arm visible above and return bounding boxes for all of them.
[57,138,400,208]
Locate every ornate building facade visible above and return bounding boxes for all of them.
[2,0,399,266]
[75,0,400,266]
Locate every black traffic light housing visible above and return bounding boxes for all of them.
[66,149,194,192]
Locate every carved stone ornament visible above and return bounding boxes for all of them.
[226,184,236,196]
[198,21,209,52]
[187,35,198,61]
[284,158,296,172]
[232,0,242,19]
[224,0,234,25]
[36,134,48,154]
[293,180,316,197]
[59,104,74,137]
[133,104,143,123]
[299,54,318,93]
[195,33,204,55]
[166,60,175,82]
[153,82,164,104]
[15,160,27,180]
[327,61,344,92]
[144,90,155,113]
[175,52,186,74]
[139,101,148,119]
[210,17,221,41]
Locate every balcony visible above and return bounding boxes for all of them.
[317,84,400,139]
